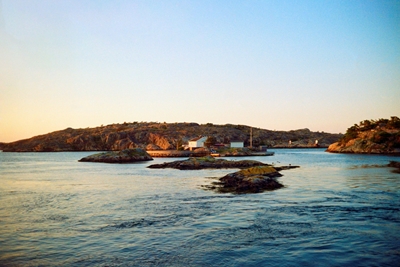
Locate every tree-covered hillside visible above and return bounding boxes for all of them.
[327,117,400,154]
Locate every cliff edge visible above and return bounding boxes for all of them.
[326,117,400,154]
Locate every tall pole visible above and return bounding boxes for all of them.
[250,127,253,148]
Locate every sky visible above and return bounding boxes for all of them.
[0,0,399,142]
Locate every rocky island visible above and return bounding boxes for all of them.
[0,122,342,152]
[79,148,153,163]
[147,156,269,170]
[327,117,400,154]
[204,165,299,193]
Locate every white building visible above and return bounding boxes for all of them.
[230,141,244,148]
[188,136,207,150]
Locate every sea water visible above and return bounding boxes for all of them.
[0,149,399,266]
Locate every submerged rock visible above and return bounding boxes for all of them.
[204,165,298,194]
[147,156,269,170]
[388,161,400,173]
[79,148,153,163]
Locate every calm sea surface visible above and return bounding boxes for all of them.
[0,149,399,267]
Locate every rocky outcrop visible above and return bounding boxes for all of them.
[327,117,400,154]
[148,133,173,150]
[1,122,342,152]
[204,165,299,193]
[79,148,153,163]
[326,139,399,154]
[147,156,269,170]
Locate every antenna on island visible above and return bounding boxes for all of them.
[250,127,253,148]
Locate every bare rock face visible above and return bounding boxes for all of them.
[79,148,153,163]
[111,138,136,150]
[327,139,392,154]
[148,133,173,150]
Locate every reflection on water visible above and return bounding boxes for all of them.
[0,149,399,266]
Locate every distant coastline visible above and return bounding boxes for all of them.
[0,122,342,152]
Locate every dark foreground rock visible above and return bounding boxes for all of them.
[147,156,269,170]
[79,148,153,163]
[204,165,299,194]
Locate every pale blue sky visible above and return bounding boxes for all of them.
[1,0,399,142]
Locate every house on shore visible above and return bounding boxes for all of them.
[188,136,207,150]
[230,140,244,148]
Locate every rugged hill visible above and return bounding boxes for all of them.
[0,122,342,152]
[327,117,400,154]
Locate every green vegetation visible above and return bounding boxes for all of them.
[358,117,400,131]
[238,166,276,176]
[216,147,242,154]
[192,156,216,162]
[340,125,359,144]
[204,136,217,147]
[372,131,392,144]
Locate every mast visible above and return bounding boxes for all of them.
[250,127,253,148]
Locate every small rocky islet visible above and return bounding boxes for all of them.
[78,148,153,163]
[147,156,271,170]
[204,166,285,194]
